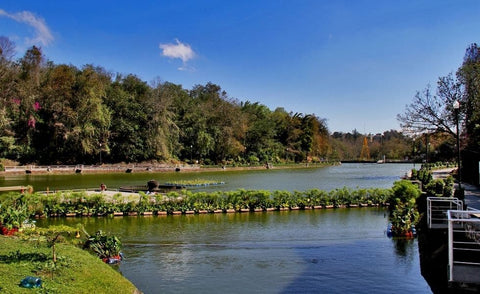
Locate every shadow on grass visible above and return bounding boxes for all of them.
[0,250,48,264]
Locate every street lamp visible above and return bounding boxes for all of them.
[453,100,462,191]
[99,143,102,165]
[425,133,430,166]
[413,138,416,169]
[190,145,193,164]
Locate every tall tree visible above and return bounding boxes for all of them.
[105,74,149,162]
[397,76,460,137]
[0,36,16,61]
[457,43,480,149]
[242,102,275,162]
[14,46,45,162]
[185,83,245,163]
[0,37,18,158]
[148,80,180,161]
[66,65,111,163]
[34,64,78,163]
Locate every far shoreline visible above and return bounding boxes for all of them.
[1,161,341,176]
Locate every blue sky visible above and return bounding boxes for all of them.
[1,1,479,134]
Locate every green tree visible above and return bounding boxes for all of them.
[68,65,111,163]
[185,83,244,164]
[147,80,180,161]
[34,64,78,163]
[0,37,18,158]
[13,46,45,162]
[242,102,275,163]
[457,43,480,151]
[106,74,149,162]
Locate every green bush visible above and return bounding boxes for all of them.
[388,180,421,235]
[443,176,454,197]
[83,230,122,259]
[0,193,32,230]
[424,179,445,197]
[391,180,421,204]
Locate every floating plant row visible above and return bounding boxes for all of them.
[164,179,226,187]
[1,187,393,219]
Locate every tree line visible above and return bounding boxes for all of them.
[398,43,480,183]
[0,36,416,166]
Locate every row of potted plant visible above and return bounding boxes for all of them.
[0,187,392,224]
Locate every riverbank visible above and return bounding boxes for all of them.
[0,236,140,293]
[0,162,339,176]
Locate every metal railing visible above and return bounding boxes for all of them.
[447,209,480,283]
[427,197,463,229]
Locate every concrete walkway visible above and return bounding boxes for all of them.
[431,168,480,210]
[462,182,480,210]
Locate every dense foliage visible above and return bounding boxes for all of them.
[330,129,413,161]
[0,37,419,165]
[0,39,332,165]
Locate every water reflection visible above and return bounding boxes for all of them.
[37,208,432,293]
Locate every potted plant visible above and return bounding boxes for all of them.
[83,230,123,264]
[0,194,33,235]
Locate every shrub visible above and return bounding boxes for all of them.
[388,180,421,235]
[83,230,122,260]
[424,179,445,197]
[411,169,418,180]
[390,180,421,211]
[0,194,32,231]
[443,176,454,197]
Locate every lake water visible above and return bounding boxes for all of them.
[16,163,434,293]
[0,163,414,192]
[39,208,431,294]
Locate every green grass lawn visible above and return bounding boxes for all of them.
[0,235,139,293]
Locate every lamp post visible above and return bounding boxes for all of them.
[425,133,429,167]
[99,143,102,165]
[413,138,416,170]
[453,100,462,191]
[190,145,193,164]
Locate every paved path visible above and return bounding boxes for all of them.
[462,182,480,210]
[432,168,480,210]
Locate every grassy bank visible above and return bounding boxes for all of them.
[0,236,138,293]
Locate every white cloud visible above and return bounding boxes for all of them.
[159,39,196,70]
[0,9,53,46]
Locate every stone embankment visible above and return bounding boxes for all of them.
[1,162,337,175]
[1,164,201,175]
